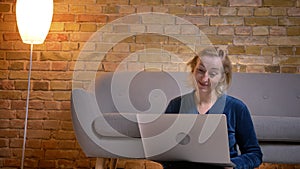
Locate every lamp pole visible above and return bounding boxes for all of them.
[16,0,53,168]
[21,43,33,169]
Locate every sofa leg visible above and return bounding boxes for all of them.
[95,158,106,169]
[96,158,118,169]
[109,158,118,169]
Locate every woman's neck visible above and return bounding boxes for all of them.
[195,91,219,114]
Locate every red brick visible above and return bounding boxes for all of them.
[44,101,60,110]
[24,149,44,158]
[0,148,11,157]
[3,14,16,22]
[279,17,300,26]
[210,17,244,25]
[9,138,23,148]
[10,119,24,129]
[0,70,8,79]
[3,158,20,167]
[3,33,21,41]
[0,138,9,147]
[42,140,59,149]
[59,140,76,149]
[198,0,227,6]
[269,36,300,46]
[53,91,71,101]
[29,101,46,110]
[0,80,14,90]
[204,7,219,16]
[103,5,120,14]
[48,111,71,121]
[288,8,300,16]
[70,32,94,42]
[52,130,76,140]
[229,0,262,6]
[9,62,24,70]
[30,61,50,71]
[31,71,73,80]
[0,110,16,119]
[27,120,43,130]
[0,119,9,128]
[281,66,298,73]
[61,121,73,130]
[39,160,56,168]
[0,91,22,100]
[11,100,26,110]
[77,14,107,23]
[9,71,28,80]
[0,129,19,138]
[57,159,76,168]
[45,42,62,51]
[16,110,48,119]
[287,26,300,36]
[24,159,39,168]
[32,81,49,91]
[61,101,71,110]
[263,0,296,7]
[0,42,14,50]
[6,52,36,61]
[270,26,286,35]
[0,60,8,70]
[25,129,51,139]
[45,150,79,159]
[0,4,11,12]
[0,100,10,109]
[51,62,68,71]
[52,14,75,22]
[245,17,278,26]
[43,120,60,130]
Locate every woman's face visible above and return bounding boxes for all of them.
[192,56,224,95]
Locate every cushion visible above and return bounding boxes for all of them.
[93,113,141,138]
[252,116,300,142]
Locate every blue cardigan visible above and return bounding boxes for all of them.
[165,92,263,169]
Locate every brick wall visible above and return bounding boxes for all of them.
[0,0,300,168]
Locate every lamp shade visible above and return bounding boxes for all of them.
[16,0,53,44]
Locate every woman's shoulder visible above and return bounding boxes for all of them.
[225,94,248,109]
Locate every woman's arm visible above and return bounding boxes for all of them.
[232,105,263,169]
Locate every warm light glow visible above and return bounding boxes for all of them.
[16,0,53,44]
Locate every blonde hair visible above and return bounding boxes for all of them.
[187,47,232,95]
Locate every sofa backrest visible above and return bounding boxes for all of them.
[95,71,193,114]
[95,72,300,117]
[227,73,300,117]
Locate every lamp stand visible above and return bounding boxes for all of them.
[21,43,34,169]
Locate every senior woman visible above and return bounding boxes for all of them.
[162,47,263,169]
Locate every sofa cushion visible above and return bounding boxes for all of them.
[93,113,141,138]
[252,116,300,142]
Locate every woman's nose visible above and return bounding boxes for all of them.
[201,72,209,82]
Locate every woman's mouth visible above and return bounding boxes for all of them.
[198,81,209,87]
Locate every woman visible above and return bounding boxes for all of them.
[162,47,263,169]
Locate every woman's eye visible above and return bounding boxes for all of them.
[197,69,206,74]
[209,72,218,77]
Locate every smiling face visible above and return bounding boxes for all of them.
[188,47,232,97]
[192,55,225,95]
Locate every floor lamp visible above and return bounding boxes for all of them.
[16,0,53,168]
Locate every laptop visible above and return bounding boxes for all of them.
[137,114,235,167]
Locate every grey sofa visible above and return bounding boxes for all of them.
[71,72,300,165]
